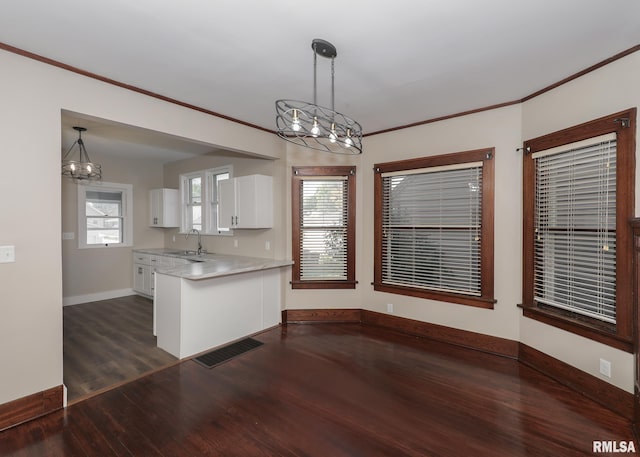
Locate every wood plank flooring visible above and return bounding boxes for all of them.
[63,295,177,401]
[2,322,634,456]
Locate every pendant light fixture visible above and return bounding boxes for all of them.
[61,126,102,180]
[275,39,363,154]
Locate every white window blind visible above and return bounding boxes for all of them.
[381,163,483,295]
[533,133,617,323]
[299,177,348,281]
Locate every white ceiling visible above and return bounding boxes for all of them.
[3,1,640,158]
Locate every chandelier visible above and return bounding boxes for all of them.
[276,39,363,154]
[61,126,102,180]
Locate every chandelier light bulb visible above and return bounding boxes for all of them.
[329,123,337,143]
[344,129,353,147]
[86,165,92,173]
[311,117,320,136]
[70,163,76,172]
[291,109,301,131]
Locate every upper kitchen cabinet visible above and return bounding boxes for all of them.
[219,174,273,229]
[150,188,179,227]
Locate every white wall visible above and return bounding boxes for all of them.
[0,48,283,405]
[519,51,640,393]
[361,105,523,343]
[61,152,165,303]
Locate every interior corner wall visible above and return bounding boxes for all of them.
[519,51,640,393]
[360,104,524,345]
[61,152,165,302]
[0,48,283,406]
[283,143,364,310]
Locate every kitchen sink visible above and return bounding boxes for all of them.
[161,249,211,262]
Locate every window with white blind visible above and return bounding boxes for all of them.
[533,134,617,323]
[292,166,356,289]
[522,109,635,351]
[374,149,495,308]
[77,181,133,248]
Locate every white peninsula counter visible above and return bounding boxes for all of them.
[149,251,292,359]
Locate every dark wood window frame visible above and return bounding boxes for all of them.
[373,148,496,309]
[521,108,636,352]
[291,166,357,289]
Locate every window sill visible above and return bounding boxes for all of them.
[518,304,632,353]
[373,282,495,309]
[79,242,132,249]
[291,280,357,290]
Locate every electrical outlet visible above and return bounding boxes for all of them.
[599,358,611,378]
[234,239,238,248]
[265,241,271,250]
[62,232,74,240]
[387,303,394,314]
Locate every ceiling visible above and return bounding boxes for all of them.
[3,1,640,159]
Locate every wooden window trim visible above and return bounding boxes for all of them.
[521,108,636,352]
[291,166,356,289]
[373,148,496,309]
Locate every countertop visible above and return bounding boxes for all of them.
[134,248,292,280]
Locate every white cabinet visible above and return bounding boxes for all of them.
[219,174,273,229]
[133,253,152,296]
[133,252,194,299]
[150,188,179,227]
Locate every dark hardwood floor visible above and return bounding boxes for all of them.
[63,295,177,401]
[2,322,634,456]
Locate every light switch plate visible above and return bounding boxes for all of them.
[62,232,75,240]
[0,245,16,263]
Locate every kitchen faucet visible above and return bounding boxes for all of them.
[185,228,202,255]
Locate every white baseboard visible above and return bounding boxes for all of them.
[63,288,136,306]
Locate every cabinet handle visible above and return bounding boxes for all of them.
[234,216,238,226]
[138,267,143,274]
[154,217,158,224]
[231,216,234,227]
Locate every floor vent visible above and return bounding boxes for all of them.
[193,338,264,369]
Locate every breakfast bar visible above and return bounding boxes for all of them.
[149,252,292,359]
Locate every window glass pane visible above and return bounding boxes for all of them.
[190,206,202,231]
[213,172,230,232]
[190,177,201,203]
[86,217,122,244]
[534,138,617,323]
[86,191,122,217]
[381,166,482,296]
[300,179,348,281]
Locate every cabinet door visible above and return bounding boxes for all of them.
[150,189,179,227]
[235,176,256,228]
[236,175,273,229]
[218,179,236,230]
[133,263,151,295]
[218,175,273,229]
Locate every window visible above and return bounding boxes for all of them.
[184,173,202,231]
[180,166,232,234]
[292,166,356,289]
[77,182,133,248]
[373,149,495,308]
[522,109,636,351]
[206,167,231,234]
